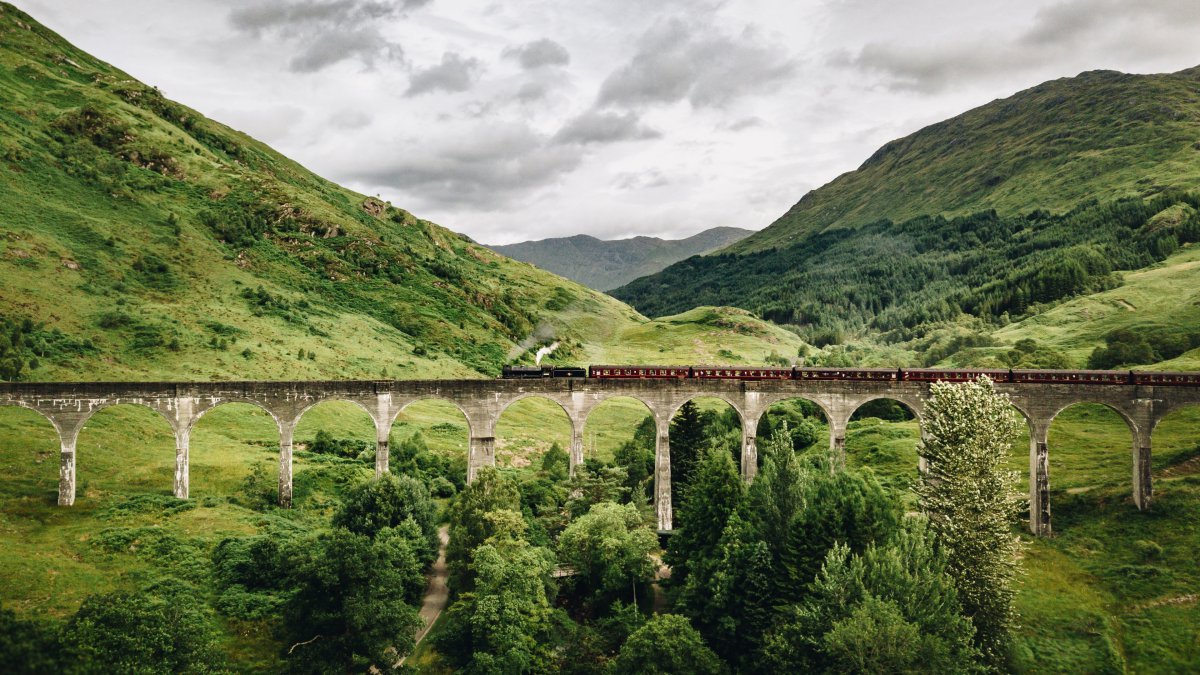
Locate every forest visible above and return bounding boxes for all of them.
[0,380,1030,674]
[613,193,1200,352]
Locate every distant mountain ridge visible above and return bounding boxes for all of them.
[488,227,753,291]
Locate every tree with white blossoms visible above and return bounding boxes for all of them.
[916,375,1023,671]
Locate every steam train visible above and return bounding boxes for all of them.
[500,365,1200,386]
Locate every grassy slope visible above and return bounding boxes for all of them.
[989,244,1200,370]
[729,66,1200,254]
[0,3,799,382]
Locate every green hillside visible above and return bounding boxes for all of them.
[488,227,753,291]
[0,3,796,383]
[731,66,1200,254]
[613,67,1200,367]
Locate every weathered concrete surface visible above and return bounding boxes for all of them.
[3,378,1198,534]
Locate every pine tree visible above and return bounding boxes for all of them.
[669,400,708,506]
[916,376,1023,669]
[665,445,745,589]
[747,426,804,568]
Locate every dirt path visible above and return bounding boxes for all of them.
[416,526,450,643]
[398,525,450,666]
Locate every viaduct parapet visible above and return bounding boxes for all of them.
[3,377,1197,536]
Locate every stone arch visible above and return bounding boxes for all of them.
[0,403,63,504]
[74,400,178,439]
[187,401,283,500]
[846,395,923,426]
[388,396,471,489]
[755,393,834,429]
[842,396,924,495]
[189,398,285,436]
[0,402,63,436]
[666,394,744,509]
[1148,402,1200,491]
[498,392,574,424]
[290,396,379,431]
[581,394,657,466]
[1045,401,1138,502]
[753,395,831,472]
[73,402,177,502]
[493,393,574,475]
[1047,400,1138,439]
[669,394,745,423]
[390,396,475,440]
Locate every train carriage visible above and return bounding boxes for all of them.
[692,366,793,380]
[796,367,900,381]
[1132,371,1200,386]
[902,369,1011,383]
[589,365,691,379]
[1011,369,1130,385]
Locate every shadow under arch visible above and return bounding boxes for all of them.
[188,401,282,500]
[494,394,573,473]
[0,404,62,504]
[74,403,176,502]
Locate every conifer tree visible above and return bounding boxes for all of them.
[665,445,745,589]
[916,376,1022,669]
[747,425,804,567]
[669,400,708,505]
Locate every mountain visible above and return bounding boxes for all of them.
[0,3,801,382]
[730,66,1200,254]
[487,227,753,291]
[613,67,1200,367]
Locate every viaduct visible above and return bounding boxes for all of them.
[3,377,1199,536]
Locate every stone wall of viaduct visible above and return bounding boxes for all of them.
[3,378,1198,536]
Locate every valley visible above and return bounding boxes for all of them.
[1,1,1199,673]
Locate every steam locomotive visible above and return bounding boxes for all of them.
[500,365,1200,386]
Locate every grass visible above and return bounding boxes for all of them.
[993,244,1200,370]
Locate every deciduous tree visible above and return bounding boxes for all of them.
[916,376,1023,669]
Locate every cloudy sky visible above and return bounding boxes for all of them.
[13,0,1200,244]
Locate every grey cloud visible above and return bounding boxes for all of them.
[350,123,584,210]
[515,81,549,102]
[597,18,796,109]
[406,52,483,96]
[848,0,1200,92]
[553,110,661,145]
[613,169,670,191]
[229,0,424,72]
[724,116,764,131]
[503,38,570,69]
[329,108,372,130]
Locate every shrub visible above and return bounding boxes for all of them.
[332,474,439,562]
[62,580,226,674]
